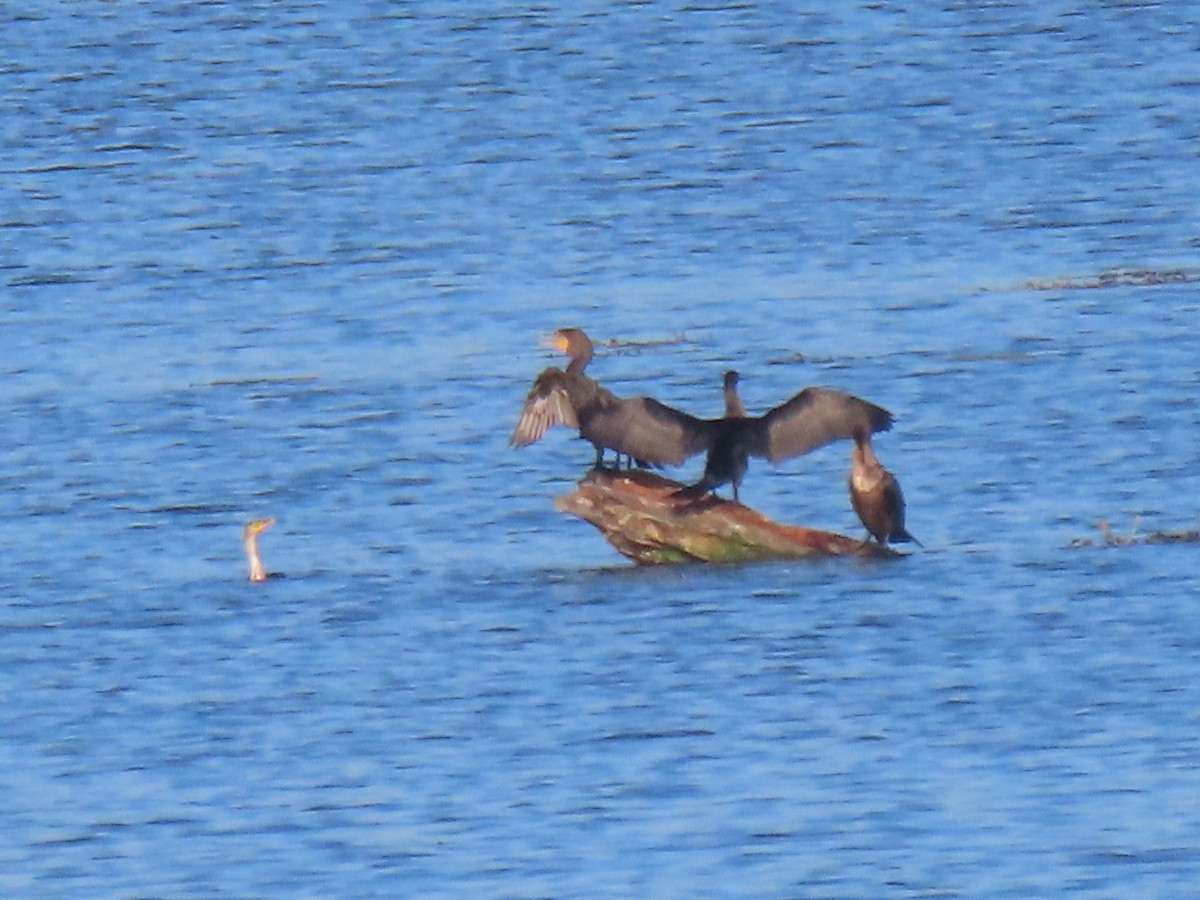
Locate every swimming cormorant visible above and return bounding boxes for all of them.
[243,517,275,582]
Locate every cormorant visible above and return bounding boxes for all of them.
[678,371,894,502]
[512,332,893,504]
[243,517,275,582]
[510,327,707,469]
[848,430,920,547]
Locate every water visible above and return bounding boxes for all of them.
[3,1,1200,896]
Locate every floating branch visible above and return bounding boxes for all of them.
[555,468,898,565]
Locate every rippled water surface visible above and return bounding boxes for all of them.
[4,2,1200,896]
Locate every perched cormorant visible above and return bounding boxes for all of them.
[848,430,920,547]
[242,517,275,582]
[510,327,707,469]
[677,370,894,502]
[511,332,893,502]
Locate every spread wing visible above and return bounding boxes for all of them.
[510,368,578,446]
[760,387,893,463]
[579,397,715,466]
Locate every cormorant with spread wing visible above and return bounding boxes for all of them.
[510,327,707,469]
[511,330,893,503]
[676,370,894,502]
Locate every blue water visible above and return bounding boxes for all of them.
[4,2,1200,896]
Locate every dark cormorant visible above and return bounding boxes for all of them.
[849,430,920,547]
[512,333,893,503]
[677,370,894,502]
[510,327,709,469]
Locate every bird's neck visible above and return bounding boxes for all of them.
[723,387,747,418]
[852,433,881,473]
[244,535,267,582]
[565,348,592,375]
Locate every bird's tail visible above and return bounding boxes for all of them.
[673,475,719,500]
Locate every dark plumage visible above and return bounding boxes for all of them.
[512,334,893,503]
[678,370,894,502]
[510,328,708,469]
[849,430,920,546]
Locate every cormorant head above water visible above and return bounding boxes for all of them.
[242,517,275,582]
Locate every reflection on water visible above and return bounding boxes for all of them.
[3,2,1200,896]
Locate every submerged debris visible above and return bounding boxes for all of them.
[1067,517,1200,548]
[1023,268,1200,292]
[594,332,691,352]
[1145,529,1200,545]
